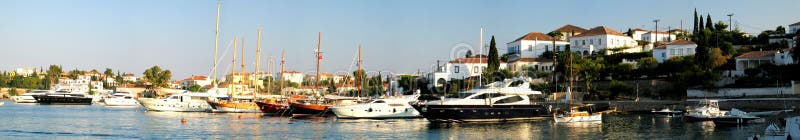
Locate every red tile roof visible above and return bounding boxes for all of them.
[736,51,779,59]
[654,45,667,49]
[508,57,553,63]
[666,39,696,45]
[512,32,557,42]
[184,75,207,81]
[553,24,587,33]
[633,28,648,32]
[449,57,488,64]
[647,31,670,34]
[282,71,301,74]
[572,26,626,37]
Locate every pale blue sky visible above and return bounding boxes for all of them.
[1,0,798,79]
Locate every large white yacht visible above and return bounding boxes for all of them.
[412,78,549,122]
[11,90,50,103]
[331,92,421,119]
[103,91,139,106]
[137,92,225,112]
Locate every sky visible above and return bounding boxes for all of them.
[1,0,798,80]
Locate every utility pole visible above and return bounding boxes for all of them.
[727,13,734,31]
[653,19,660,44]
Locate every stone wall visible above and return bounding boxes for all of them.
[687,87,795,98]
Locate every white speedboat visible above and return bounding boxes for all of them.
[652,108,684,117]
[103,92,139,106]
[331,94,421,119]
[137,93,224,112]
[683,99,725,122]
[11,90,50,103]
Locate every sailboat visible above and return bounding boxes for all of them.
[289,32,334,117]
[553,50,602,123]
[256,50,290,114]
[208,34,262,113]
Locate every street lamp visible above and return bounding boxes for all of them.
[727,14,734,31]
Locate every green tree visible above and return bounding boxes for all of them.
[693,8,698,34]
[326,79,337,93]
[637,57,658,78]
[573,56,604,95]
[103,68,114,78]
[188,84,204,92]
[142,66,172,88]
[8,88,18,96]
[67,69,83,79]
[698,15,704,32]
[708,48,729,69]
[465,50,472,58]
[609,80,633,99]
[776,26,786,34]
[705,14,713,31]
[487,36,499,72]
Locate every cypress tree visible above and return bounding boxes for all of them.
[693,9,698,34]
[487,36,499,72]
[698,15,705,32]
[706,14,713,31]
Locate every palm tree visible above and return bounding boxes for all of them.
[547,31,563,93]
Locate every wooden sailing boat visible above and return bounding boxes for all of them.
[256,50,290,114]
[207,33,260,113]
[289,32,333,117]
[553,51,602,123]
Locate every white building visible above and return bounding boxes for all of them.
[507,32,569,59]
[733,50,795,77]
[789,21,800,34]
[280,71,305,85]
[641,31,676,44]
[181,75,211,89]
[570,26,639,55]
[652,40,697,63]
[122,74,138,82]
[552,24,587,41]
[53,75,102,92]
[506,57,553,74]
[630,28,649,41]
[428,57,507,86]
[14,68,37,77]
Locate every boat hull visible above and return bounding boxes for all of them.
[104,98,140,106]
[12,95,38,103]
[255,102,289,114]
[553,114,603,123]
[289,103,331,117]
[411,104,549,122]
[682,115,713,122]
[652,112,683,118]
[207,101,261,113]
[33,95,92,105]
[712,117,760,125]
[137,98,211,112]
[331,105,421,119]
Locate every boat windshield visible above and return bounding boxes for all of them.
[372,100,386,103]
[446,92,475,99]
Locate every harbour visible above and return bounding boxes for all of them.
[0,100,776,139]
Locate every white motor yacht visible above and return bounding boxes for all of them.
[11,90,50,103]
[331,93,421,119]
[137,92,225,112]
[103,92,139,106]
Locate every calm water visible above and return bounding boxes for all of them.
[0,100,767,140]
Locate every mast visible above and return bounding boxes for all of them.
[315,32,321,96]
[268,55,273,94]
[357,44,362,97]
[231,36,237,99]
[280,49,285,96]
[241,37,245,99]
[255,26,262,98]
[568,49,573,108]
[479,27,483,86]
[212,0,221,86]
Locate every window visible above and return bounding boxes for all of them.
[582,40,585,45]
[661,52,666,57]
[447,92,475,98]
[590,39,593,45]
[373,100,385,103]
[473,66,478,73]
[528,45,533,52]
[472,93,504,99]
[687,48,693,54]
[598,39,602,45]
[454,66,460,73]
[545,45,549,51]
[494,96,524,104]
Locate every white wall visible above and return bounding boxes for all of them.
[687,87,795,98]
[571,35,638,55]
[507,40,569,58]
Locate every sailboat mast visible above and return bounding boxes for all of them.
[316,32,321,96]
[268,55,273,94]
[256,26,262,98]
[241,37,245,99]
[479,27,483,86]
[357,44,362,97]
[231,37,237,99]
[569,50,573,107]
[212,0,221,85]
[280,50,285,96]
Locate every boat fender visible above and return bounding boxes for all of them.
[368,108,373,112]
[393,108,397,113]
[181,118,187,124]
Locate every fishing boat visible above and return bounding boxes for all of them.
[11,90,50,103]
[33,91,93,105]
[651,108,684,118]
[552,50,601,123]
[710,108,761,125]
[412,78,549,122]
[137,92,221,112]
[103,91,139,106]
[682,99,724,122]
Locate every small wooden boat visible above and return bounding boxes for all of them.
[208,100,262,113]
[289,101,331,117]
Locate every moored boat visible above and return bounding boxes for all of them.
[331,95,421,119]
[710,108,761,125]
[683,99,724,122]
[103,91,139,106]
[652,108,684,118]
[137,93,221,112]
[412,78,549,122]
[208,100,262,113]
[12,90,50,103]
[289,98,332,117]
[33,92,93,105]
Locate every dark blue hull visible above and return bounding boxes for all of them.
[411,104,550,122]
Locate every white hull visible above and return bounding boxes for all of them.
[210,106,262,113]
[331,105,420,119]
[137,98,211,112]
[12,95,38,103]
[104,98,140,106]
[554,114,603,123]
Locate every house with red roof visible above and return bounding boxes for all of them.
[180,75,211,89]
[428,57,508,87]
[506,32,569,59]
[552,24,588,41]
[570,26,640,55]
[652,40,697,63]
[733,49,794,77]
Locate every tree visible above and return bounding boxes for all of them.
[465,50,472,58]
[609,80,633,99]
[487,36,499,72]
[103,68,114,78]
[693,8,698,34]
[327,79,337,93]
[143,66,172,88]
[776,26,786,34]
[705,14,713,31]
[188,84,204,92]
[698,15,705,32]
[637,57,658,78]
[708,48,729,69]
[627,28,633,37]
[67,69,83,79]
[573,56,604,95]
[8,88,18,96]
[46,65,63,83]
